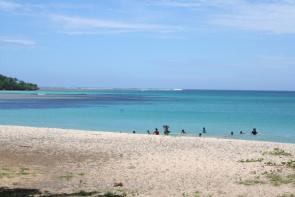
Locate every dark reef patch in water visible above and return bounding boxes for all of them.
[0,93,168,109]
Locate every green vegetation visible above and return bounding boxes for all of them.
[20,168,31,175]
[0,187,128,197]
[264,161,282,167]
[59,172,86,181]
[263,148,292,156]
[0,168,13,178]
[78,172,85,176]
[59,172,75,181]
[182,193,189,197]
[278,193,295,197]
[238,176,266,186]
[0,74,39,90]
[266,173,295,186]
[285,160,295,170]
[0,187,41,197]
[238,158,264,163]
[0,167,37,179]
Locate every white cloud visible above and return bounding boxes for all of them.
[50,14,186,34]
[0,0,20,11]
[0,38,36,46]
[151,0,295,34]
[0,0,31,12]
[150,0,242,8]
[0,0,92,14]
[212,1,295,34]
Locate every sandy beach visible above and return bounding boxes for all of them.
[0,125,294,197]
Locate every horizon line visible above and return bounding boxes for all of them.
[37,87,295,92]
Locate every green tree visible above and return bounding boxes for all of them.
[0,74,39,90]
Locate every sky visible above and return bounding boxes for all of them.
[1,0,295,90]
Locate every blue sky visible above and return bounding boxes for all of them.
[1,0,295,90]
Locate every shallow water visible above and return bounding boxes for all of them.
[0,89,294,143]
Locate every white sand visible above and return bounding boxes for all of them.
[0,125,294,196]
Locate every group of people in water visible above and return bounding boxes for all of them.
[133,126,259,136]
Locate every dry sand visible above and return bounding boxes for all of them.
[0,125,294,197]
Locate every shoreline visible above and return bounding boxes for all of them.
[0,124,293,145]
[0,125,295,196]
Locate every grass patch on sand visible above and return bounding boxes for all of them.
[20,168,31,175]
[59,172,86,181]
[264,161,283,167]
[0,167,35,178]
[238,158,264,163]
[59,172,75,181]
[278,193,295,197]
[0,168,13,178]
[78,172,85,176]
[266,173,295,186]
[263,148,292,157]
[183,191,212,197]
[284,160,295,170]
[238,176,266,186]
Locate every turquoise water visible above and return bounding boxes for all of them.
[0,89,294,143]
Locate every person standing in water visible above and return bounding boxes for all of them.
[202,127,207,133]
[153,128,160,135]
[251,128,258,135]
[163,125,170,135]
[181,129,186,135]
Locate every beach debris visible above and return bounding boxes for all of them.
[114,182,123,187]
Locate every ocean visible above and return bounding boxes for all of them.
[0,89,294,143]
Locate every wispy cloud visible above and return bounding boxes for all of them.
[2,0,295,35]
[150,0,295,34]
[0,0,21,11]
[0,0,92,14]
[149,0,241,8]
[50,14,186,34]
[0,38,36,46]
[0,0,33,12]
[212,1,295,34]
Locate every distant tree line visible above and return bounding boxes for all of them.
[0,74,39,90]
